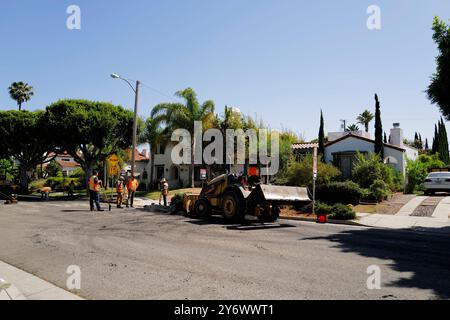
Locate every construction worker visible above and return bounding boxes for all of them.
[116,176,125,209]
[126,176,138,208]
[159,178,169,207]
[88,170,104,212]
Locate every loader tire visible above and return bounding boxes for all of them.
[194,198,211,218]
[222,191,245,222]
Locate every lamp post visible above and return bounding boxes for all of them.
[110,73,140,178]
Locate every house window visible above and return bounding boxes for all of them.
[157,144,166,155]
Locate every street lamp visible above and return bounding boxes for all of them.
[110,73,140,178]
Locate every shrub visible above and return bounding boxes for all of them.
[316,181,365,205]
[369,179,391,202]
[328,203,357,220]
[29,179,46,191]
[45,177,81,191]
[352,153,393,189]
[316,202,356,220]
[283,154,341,187]
[405,154,445,194]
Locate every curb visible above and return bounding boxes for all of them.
[0,278,26,300]
[280,215,365,227]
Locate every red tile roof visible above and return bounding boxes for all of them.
[292,143,319,150]
[56,160,81,168]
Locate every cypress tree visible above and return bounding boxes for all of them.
[439,118,449,164]
[374,94,384,160]
[384,132,387,143]
[318,110,325,161]
[425,138,429,151]
[414,132,419,142]
[432,124,439,154]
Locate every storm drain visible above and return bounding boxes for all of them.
[410,197,444,217]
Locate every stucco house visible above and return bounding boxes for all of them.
[293,123,419,177]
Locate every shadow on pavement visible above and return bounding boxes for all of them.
[303,226,450,299]
[185,215,296,231]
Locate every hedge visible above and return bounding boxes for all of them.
[316,181,365,205]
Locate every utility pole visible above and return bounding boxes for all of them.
[131,80,140,178]
[110,74,140,179]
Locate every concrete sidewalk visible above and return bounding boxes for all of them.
[0,260,83,300]
[356,212,450,231]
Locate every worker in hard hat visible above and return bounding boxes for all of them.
[126,176,138,208]
[116,176,125,209]
[88,170,104,212]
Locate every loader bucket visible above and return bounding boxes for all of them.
[247,184,311,206]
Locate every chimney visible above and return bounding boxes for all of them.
[390,123,403,147]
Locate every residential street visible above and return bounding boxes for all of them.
[1,201,450,300]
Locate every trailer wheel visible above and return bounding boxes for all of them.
[222,191,245,222]
[194,198,211,218]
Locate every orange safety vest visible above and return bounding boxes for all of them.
[127,179,138,192]
[89,176,101,192]
[116,181,124,193]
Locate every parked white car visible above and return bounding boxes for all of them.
[424,172,450,195]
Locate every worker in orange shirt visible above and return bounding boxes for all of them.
[116,176,125,209]
[126,176,138,208]
[88,170,103,212]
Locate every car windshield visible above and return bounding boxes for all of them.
[427,172,450,178]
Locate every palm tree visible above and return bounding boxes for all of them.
[357,110,375,132]
[8,82,34,111]
[346,124,360,132]
[141,117,168,190]
[151,88,215,188]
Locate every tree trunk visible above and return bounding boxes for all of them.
[150,151,155,191]
[85,162,93,195]
[19,164,29,194]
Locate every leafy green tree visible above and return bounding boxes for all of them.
[318,110,325,159]
[0,110,55,193]
[357,110,374,133]
[8,82,34,111]
[0,158,14,181]
[45,159,62,177]
[151,88,215,187]
[351,153,393,189]
[284,154,340,188]
[45,100,134,189]
[406,154,445,193]
[374,94,384,160]
[427,17,450,120]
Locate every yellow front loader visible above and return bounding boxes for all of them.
[183,174,311,222]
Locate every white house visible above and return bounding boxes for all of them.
[293,123,419,177]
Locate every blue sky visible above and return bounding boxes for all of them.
[1,0,449,142]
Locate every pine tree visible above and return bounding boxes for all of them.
[318,110,325,161]
[374,94,384,160]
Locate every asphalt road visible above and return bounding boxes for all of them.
[1,200,450,300]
